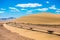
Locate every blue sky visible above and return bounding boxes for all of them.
[0,0,60,18]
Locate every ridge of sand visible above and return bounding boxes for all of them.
[15,12,60,24]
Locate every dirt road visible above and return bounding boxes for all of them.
[0,24,33,40]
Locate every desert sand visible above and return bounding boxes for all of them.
[1,12,60,40]
[3,24,60,40]
[15,12,60,24]
[0,24,33,40]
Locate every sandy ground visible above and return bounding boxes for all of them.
[4,24,60,40]
[0,24,33,40]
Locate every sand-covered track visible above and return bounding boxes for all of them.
[6,22,60,28]
[5,22,60,36]
[3,23,60,40]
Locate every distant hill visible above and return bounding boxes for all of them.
[15,12,60,24]
[0,17,15,21]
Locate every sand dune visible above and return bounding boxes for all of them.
[15,12,60,24]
